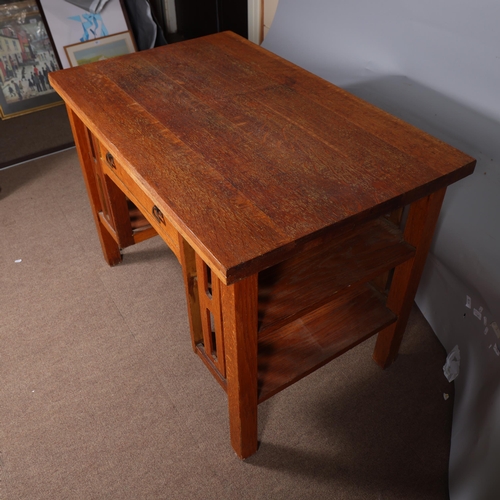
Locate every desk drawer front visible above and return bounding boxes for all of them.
[101,147,180,259]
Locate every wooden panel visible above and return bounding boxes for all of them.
[257,284,396,403]
[104,48,431,226]
[207,33,476,182]
[258,217,414,333]
[142,44,444,204]
[195,255,226,377]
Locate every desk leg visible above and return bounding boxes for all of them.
[66,106,122,266]
[221,274,259,459]
[373,188,446,368]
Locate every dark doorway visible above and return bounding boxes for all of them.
[174,0,248,41]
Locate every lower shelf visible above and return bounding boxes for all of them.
[257,283,396,403]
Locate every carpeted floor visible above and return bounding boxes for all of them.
[0,150,454,499]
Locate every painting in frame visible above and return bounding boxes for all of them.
[0,0,62,119]
[64,29,134,67]
[38,0,132,69]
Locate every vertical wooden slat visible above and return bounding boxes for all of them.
[221,274,259,458]
[178,236,203,351]
[209,269,225,375]
[65,106,122,266]
[195,255,226,376]
[196,257,214,354]
[87,136,111,221]
[103,174,135,248]
[373,188,447,368]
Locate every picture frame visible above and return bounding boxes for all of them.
[38,0,132,69]
[64,30,135,67]
[0,0,63,119]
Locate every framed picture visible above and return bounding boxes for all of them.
[38,0,133,68]
[64,30,134,67]
[0,0,62,119]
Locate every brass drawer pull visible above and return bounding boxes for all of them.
[105,152,115,168]
[152,205,165,225]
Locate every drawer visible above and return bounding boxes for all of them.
[100,145,181,260]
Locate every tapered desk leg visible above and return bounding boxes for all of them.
[221,274,259,459]
[373,188,447,368]
[66,106,122,266]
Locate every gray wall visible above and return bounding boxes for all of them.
[262,2,500,498]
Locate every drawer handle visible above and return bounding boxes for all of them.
[152,205,165,225]
[105,152,115,168]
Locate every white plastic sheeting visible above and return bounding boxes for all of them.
[262,2,500,498]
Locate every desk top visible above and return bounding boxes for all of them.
[50,31,475,284]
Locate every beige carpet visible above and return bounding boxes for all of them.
[0,149,454,499]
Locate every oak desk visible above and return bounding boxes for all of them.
[50,31,475,459]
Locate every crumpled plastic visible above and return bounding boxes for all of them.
[443,345,461,382]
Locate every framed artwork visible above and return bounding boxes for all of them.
[0,0,62,119]
[64,30,134,66]
[38,0,133,69]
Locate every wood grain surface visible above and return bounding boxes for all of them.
[50,32,475,285]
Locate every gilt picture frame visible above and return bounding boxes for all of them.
[64,29,134,67]
[0,0,62,119]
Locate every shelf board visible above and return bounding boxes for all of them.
[257,283,396,403]
[127,199,157,243]
[258,217,414,334]
[127,199,152,230]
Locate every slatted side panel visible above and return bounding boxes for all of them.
[195,255,226,377]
